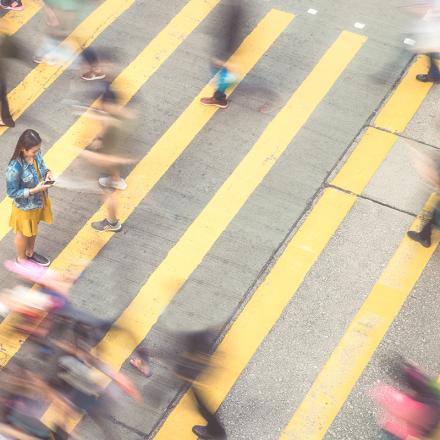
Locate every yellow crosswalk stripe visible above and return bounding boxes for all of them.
[280,197,440,440]
[0,6,294,373]
[1,0,42,35]
[0,0,221,242]
[40,8,295,430]
[0,0,134,138]
[374,56,431,133]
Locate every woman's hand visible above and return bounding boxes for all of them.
[30,181,50,194]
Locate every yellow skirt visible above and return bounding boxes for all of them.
[9,195,53,237]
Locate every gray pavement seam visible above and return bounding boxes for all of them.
[372,125,440,151]
[327,183,417,217]
[105,414,148,439]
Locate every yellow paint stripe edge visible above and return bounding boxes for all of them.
[0,0,135,138]
[281,194,440,440]
[0,8,294,369]
[154,189,357,439]
[334,56,433,194]
[41,8,295,429]
[374,55,431,133]
[0,0,221,242]
[1,0,41,36]
[331,127,397,194]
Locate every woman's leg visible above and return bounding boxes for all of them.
[25,235,36,257]
[14,232,28,261]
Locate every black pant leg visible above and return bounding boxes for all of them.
[0,79,13,125]
[428,53,440,79]
[193,388,226,437]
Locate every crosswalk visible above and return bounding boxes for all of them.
[0,1,438,439]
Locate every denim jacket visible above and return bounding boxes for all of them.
[6,152,48,211]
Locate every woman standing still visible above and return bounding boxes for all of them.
[6,129,54,266]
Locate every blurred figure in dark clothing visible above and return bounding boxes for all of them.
[173,327,226,440]
[406,145,440,247]
[0,33,25,127]
[200,0,244,109]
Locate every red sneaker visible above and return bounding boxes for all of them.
[200,96,229,109]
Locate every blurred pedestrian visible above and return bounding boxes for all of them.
[35,0,105,80]
[174,328,226,440]
[200,0,244,109]
[407,146,440,247]
[370,356,440,440]
[6,129,54,266]
[403,0,440,82]
[0,32,26,127]
[78,57,137,232]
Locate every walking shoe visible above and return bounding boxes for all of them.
[192,426,225,439]
[1,0,23,10]
[407,222,432,248]
[27,252,51,267]
[200,96,229,109]
[416,74,440,83]
[81,71,106,81]
[91,219,122,232]
[33,55,47,64]
[407,230,431,247]
[98,176,127,190]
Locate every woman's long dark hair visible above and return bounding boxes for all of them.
[9,129,42,163]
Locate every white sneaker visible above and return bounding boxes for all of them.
[98,176,127,190]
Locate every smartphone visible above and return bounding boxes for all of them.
[44,180,55,185]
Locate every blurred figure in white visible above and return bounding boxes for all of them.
[403,0,440,82]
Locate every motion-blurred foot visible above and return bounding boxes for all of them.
[200,96,229,109]
[91,218,122,232]
[0,117,15,127]
[192,425,225,439]
[407,230,431,247]
[81,70,106,81]
[129,358,152,377]
[416,74,440,83]
[98,176,127,190]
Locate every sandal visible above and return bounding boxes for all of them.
[129,358,152,377]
